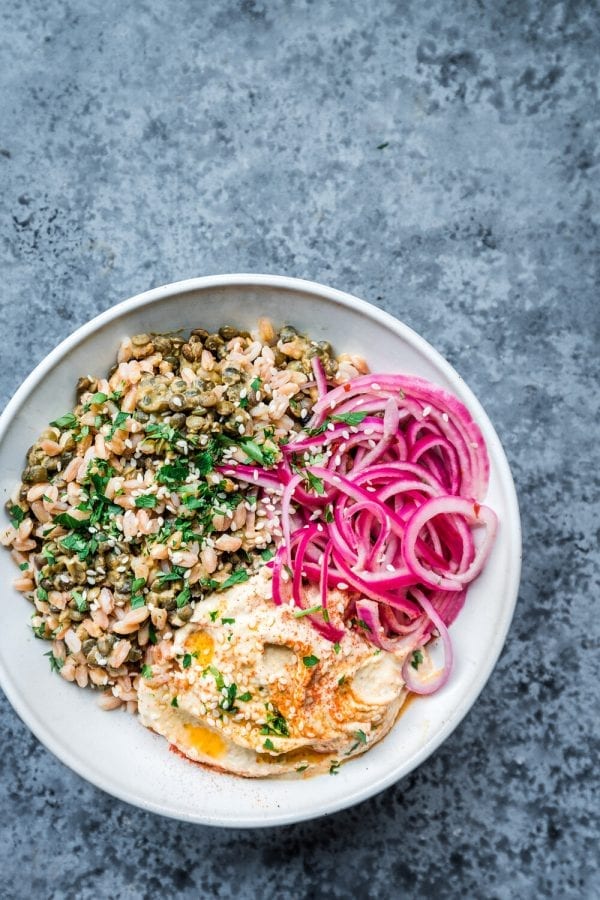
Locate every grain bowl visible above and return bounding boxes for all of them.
[0,275,521,826]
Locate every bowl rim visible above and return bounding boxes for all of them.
[0,273,521,826]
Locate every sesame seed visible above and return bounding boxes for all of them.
[422,405,431,417]
[442,412,449,422]
[371,382,381,390]
[337,582,349,590]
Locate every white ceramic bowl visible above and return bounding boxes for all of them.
[0,275,521,827]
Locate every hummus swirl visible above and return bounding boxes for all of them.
[138,570,410,777]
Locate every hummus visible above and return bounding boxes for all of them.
[138,570,410,776]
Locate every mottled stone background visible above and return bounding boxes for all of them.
[1,0,598,897]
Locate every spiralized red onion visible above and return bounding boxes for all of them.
[219,361,497,695]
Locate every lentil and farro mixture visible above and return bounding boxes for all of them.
[1,320,367,714]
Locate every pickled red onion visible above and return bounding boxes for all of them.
[223,367,497,696]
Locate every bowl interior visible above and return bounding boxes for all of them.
[0,277,521,826]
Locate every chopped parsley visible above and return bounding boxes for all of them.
[175,584,191,608]
[18,562,29,571]
[250,377,261,391]
[54,512,87,531]
[260,704,289,737]
[50,412,78,429]
[44,651,64,673]
[333,642,341,654]
[219,569,249,591]
[203,664,223,688]
[195,451,214,476]
[203,665,240,713]
[171,696,179,708]
[304,471,325,495]
[238,438,277,467]
[130,594,145,610]
[346,733,367,755]
[331,411,369,426]
[296,764,309,773]
[306,419,327,436]
[41,546,56,565]
[37,587,48,601]
[131,577,146,593]
[145,422,184,444]
[134,494,157,508]
[156,566,186,586]
[220,682,238,712]
[263,738,275,751]
[182,653,193,669]
[60,531,98,561]
[261,548,274,561]
[156,462,189,485]
[329,760,341,775]
[303,655,319,668]
[7,504,25,527]
[141,664,153,679]
[107,410,129,438]
[71,590,88,612]
[221,617,235,625]
[411,649,424,670]
[66,460,122,529]
[209,610,218,622]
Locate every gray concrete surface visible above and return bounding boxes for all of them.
[0,1,598,897]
